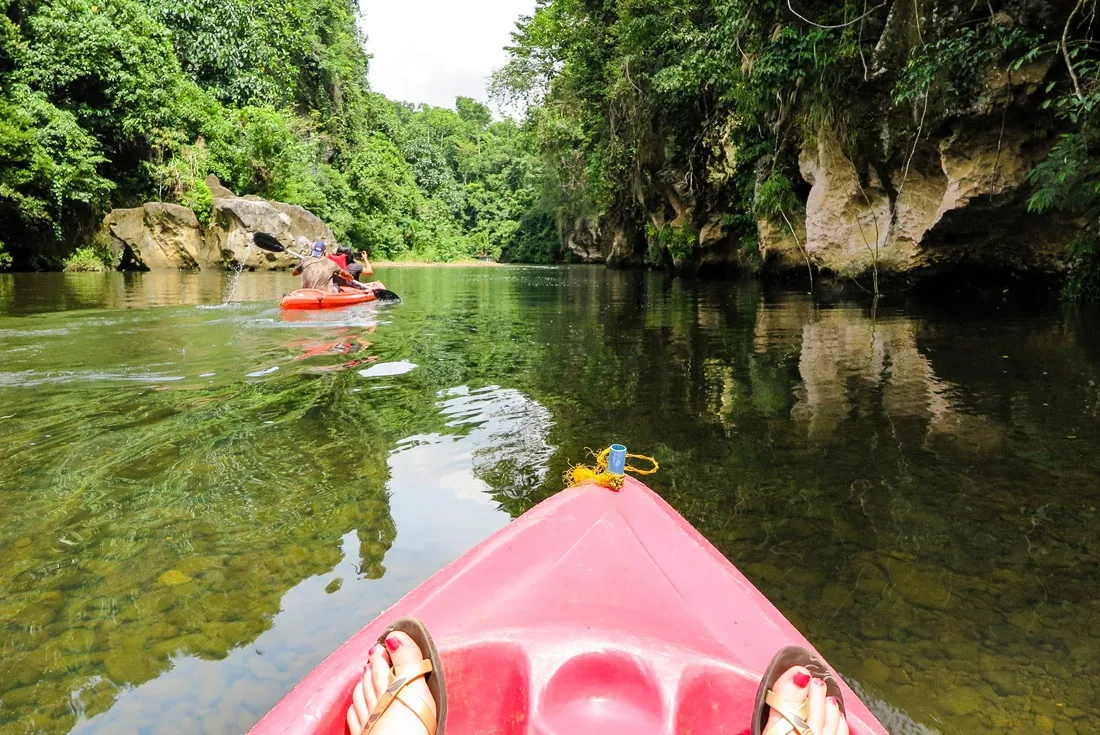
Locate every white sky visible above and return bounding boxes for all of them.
[360,0,537,111]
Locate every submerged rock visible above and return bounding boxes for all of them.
[939,685,985,716]
[103,648,161,686]
[157,569,192,586]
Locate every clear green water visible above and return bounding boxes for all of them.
[0,268,1097,735]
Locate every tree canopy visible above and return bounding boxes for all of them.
[0,0,559,269]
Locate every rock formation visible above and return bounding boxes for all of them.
[101,204,217,270]
[562,6,1080,285]
[97,177,337,271]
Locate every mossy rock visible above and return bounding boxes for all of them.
[103,649,162,686]
[199,595,239,623]
[1053,719,1076,735]
[141,589,179,614]
[158,570,192,586]
[146,622,180,641]
[165,604,207,631]
[858,657,892,686]
[287,545,310,563]
[78,678,120,719]
[151,633,207,658]
[982,668,1029,696]
[881,558,959,610]
[819,583,851,611]
[16,602,59,628]
[939,685,986,716]
[199,621,254,654]
[1034,714,1056,732]
[1031,696,1065,718]
[175,555,222,576]
[60,652,104,676]
[58,627,97,653]
[0,660,39,689]
[1,684,40,706]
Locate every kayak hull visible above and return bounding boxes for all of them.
[280,287,377,310]
[251,477,888,735]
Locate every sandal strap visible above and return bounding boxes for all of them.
[764,689,813,735]
[395,685,438,735]
[363,659,435,735]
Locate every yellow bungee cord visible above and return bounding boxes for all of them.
[564,445,659,491]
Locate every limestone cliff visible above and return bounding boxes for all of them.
[563,1,1083,284]
[97,178,337,271]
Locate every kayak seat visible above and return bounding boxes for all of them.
[539,651,662,733]
[434,640,530,735]
[436,635,753,735]
[675,665,757,735]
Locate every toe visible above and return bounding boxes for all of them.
[837,705,850,735]
[807,677,828,735]
[383,631,424,670]
[368,644,390,704]
[763,665,812,735]
[347,706,361,735]
[823,695,842,735]
[348,667,370,734]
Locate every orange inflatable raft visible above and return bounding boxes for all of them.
[280,287,377,310]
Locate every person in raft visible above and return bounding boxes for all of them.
[293,242,366,293]
[336,245,374,282]
[346,619,852,735]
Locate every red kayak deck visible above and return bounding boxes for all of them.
[281,288,377,310]
[251,477,888,735]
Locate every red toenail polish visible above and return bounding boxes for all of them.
[385,635,401,651]
[793,672,811,688]
[828,696,838,708]
[813,678,826,688]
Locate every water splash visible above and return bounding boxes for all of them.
[222,246,251,305]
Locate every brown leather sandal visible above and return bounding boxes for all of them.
[360,617,447,735]
[751,645,846,735]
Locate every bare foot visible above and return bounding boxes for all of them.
[763,665,849,735]
[346,631,439,735]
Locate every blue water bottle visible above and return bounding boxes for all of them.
[608,444,627,475]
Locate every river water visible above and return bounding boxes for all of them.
[0,268,1097,735]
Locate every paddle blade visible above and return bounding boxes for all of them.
[253,232,286,253]
[372,289,401,303]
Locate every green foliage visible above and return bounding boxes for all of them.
[153,142,214,224]
[496,0,1100,292]
[1027,133,1100,215]
[63,244,114,272]
[894,17,1040,115]
[0,85,113,244]
[0,0,558,267]
[645,224,698,267]
[754,171,799,224]
[1062,236,1100,304]
[495,0,885,263]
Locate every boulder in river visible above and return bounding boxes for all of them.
[102,203,218,270]
[206,196,336,271]
[96,177,337,271]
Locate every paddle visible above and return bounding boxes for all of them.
[252,232,401,302]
